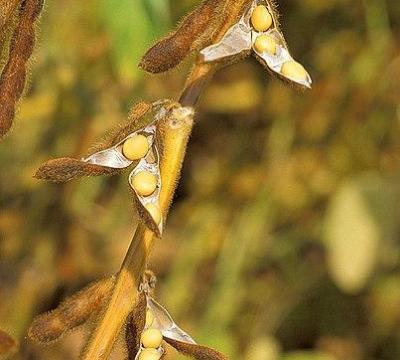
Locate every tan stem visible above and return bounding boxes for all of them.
[81,65,211,359]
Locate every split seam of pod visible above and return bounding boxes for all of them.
[200,0,312,89]
[129,142,163,236]
[83,123,156,169]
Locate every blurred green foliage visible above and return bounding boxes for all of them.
[0,0,400,359]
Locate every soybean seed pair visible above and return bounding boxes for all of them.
[137,309,164,360]
[250,4,309,83]
[122,135,162,226]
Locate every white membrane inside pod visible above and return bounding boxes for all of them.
[147,297,197,345]
[84,123,156,168]
[200,20,252,62]
[200,0,275,63]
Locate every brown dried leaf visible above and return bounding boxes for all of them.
[34,157,121,182]
[164,337,229,360]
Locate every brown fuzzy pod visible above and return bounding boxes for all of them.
[164,337,229,360]
[0,329,17,356]
[125,292,147,360]
[139,0,223,73]
[34,158,120,182]
[28,277,114,344]
[0,0,44,139]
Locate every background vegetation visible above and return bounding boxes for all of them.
[0,0,400,359]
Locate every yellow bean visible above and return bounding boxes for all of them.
[131,171,158,196]
[145,310,154,327]
[138,348,162,360]
[145,203,162,225]
[251,5,273,32]
[281,60,309,81]
[122,134,149,161]
[254,34,277,55]
[141,328,163,349]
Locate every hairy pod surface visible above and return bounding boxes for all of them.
[164,338,229,360]
[34,157,120,182]
[125,292,147,360]
[140,0,254,74]
[0,0,44,139]
[28,277,115,344]
[139,0,223,73]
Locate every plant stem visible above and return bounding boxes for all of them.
[82,63,215,360]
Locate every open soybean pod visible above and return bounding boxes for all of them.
[131,102,195,236]
[200,0,312,89]
[146,296,196,345]
[146,297,228,360]
[35,101,166,182]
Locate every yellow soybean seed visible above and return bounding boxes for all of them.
[254,34,277,55]
[145,203,162,225]
[145,310,154,327]
[122,135,149,161]
[138,348,162,360]
[131,171,158,196]
[281,60,309,81]
[141,328,163,349]
[251,5,273,32]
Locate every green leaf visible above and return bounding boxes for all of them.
[100,0,170,84]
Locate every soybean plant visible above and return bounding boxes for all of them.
[20,1,312,359]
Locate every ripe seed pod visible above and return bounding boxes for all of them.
[253,34,277,55]
[131,171,158,197]
[122,135,150,161]
[138,348,162,360]
[251,5,273,32]
[141,328,163,349]
[145,203,162,225]
[281,60,309,82]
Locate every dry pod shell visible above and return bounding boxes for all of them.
[126,292,148,359]
[164,338,229,360]
[0,0,44,139]
[28,277,115,344]
[139,0,226,73]
[200,0,312,89]
[34,101,169,183]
